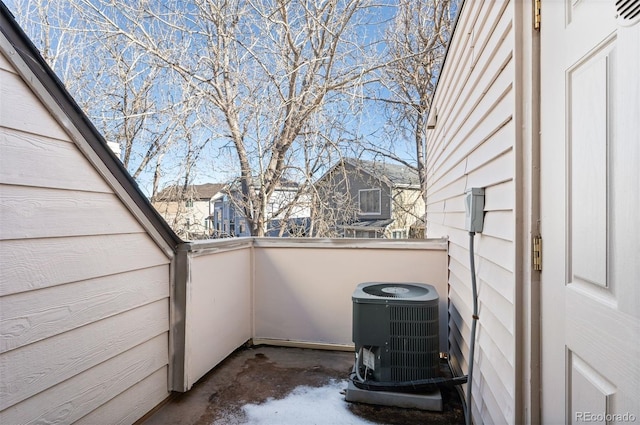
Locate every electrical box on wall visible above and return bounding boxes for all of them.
[465,188,485,233]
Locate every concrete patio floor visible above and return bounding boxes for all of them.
[138,345,464,425]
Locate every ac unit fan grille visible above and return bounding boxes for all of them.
[388,305,439,381]
[362,283,430,298]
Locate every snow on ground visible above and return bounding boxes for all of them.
[239,379,375,425]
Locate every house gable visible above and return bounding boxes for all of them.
[1,5,180,424]
[314,159,424,238]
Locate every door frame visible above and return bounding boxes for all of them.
[513,2,542,424]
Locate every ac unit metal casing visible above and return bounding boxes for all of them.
[352,282,439,382]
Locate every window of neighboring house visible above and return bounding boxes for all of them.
[239,221,246,234]
[185,199,193,208]
[359,189,381,215]
[392,230,407,239]
[185,218,191,229]
[355,230,377,238]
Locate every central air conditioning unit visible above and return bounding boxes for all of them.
[352,282,439,381]
[346,282,443,411]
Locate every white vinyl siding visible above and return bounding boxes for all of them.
[0,50,171,424]
[424,1,517,424]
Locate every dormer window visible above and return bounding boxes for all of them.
[359,188,381,215]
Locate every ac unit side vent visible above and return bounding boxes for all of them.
[616,0,640,21]
[388,304,439,381]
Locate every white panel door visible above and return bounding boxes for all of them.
[540,1,640,423]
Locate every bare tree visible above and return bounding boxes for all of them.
[67,0,382,235]
[367,0,455,209]
[5,0,208,198]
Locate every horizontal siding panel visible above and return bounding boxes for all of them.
[448,312,465,361]
[438,231,514,277]
[75,366,169,425]
[0,185,145,240]
[425,199,445,214]
[0,299,168,410]
[429,1,512,168]
[449,276,472,337]
[475,234,514,274]
[479,259,514,304]
[466,150,514,193]
[426,160,468,201]
[450,242,514,304]
[464,115,514,175]
[431,0,506,146]
[0,70,69,141]
[0,265,169,353]
[484,180,514,211]
[430,109,513,198]
[434,54,514,177]
[0,233,170,296]
[430,210,513,242]
[428,102,514,206]
[426,221,452,239]
[474,367,505,425]
[443,210,465,230]
[0,334,168,425]
[476,344,513,423]
[481,210,514,241]
[478,303,514,365]
[479,280,514,335]
[448,287,471,368]
[426,175,468,205]
[440,17,513,157]
[426,211,446,227]
[0,51,16,73]
[449,255,472,296]
[0,128,112,193]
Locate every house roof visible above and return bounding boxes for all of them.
[154,183,226,202]
[340,218,394,230]
[0,4,182,249]
[320,158,420,188]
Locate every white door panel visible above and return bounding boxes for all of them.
[540,0,640,423]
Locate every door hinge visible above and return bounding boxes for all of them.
[533,235,542,271]
[534,0,541,30]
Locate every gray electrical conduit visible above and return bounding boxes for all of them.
[466,231,479,425]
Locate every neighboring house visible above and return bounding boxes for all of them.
[210,179,311,237]
[152,183,224,240]
[314,158,425,238]
[0,6,181,423]
[424,1,639,424]
[209,189,250,238]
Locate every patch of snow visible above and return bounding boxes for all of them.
[237,379,375,425]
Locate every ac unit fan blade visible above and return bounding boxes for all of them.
[362,283,430,299]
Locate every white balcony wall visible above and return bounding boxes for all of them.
[180,240,253,390]
[252,238,448,349]
[182,238,448,389]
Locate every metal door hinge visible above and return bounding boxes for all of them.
[533,235,542,271]
[534,0,541,30]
